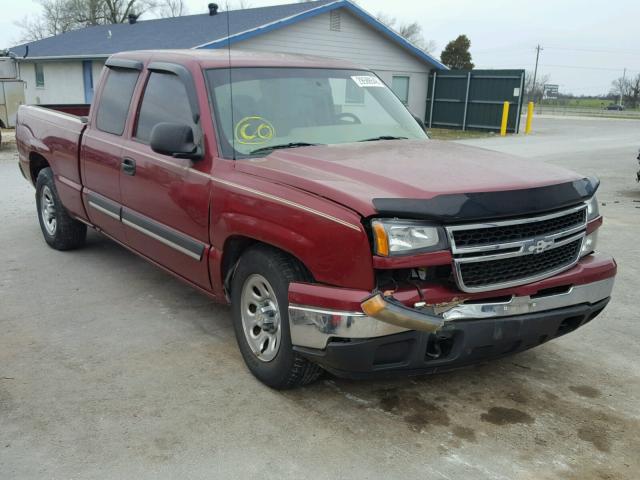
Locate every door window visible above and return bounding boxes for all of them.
[96,69,139,135]
[134,72,194,143]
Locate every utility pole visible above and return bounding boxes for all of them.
[619,68,627,106]
[531,44,543,101]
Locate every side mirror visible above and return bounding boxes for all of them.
[150,122,201,160]
[413,115,426,131]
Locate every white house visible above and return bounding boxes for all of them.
[8,0,446,118]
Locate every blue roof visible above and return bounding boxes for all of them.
[9,0,446,69]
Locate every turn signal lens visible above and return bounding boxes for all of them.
[361,294,387,316]
[372,221,390,256]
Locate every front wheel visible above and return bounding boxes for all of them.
[35,167,87,250]
[231,245,323,389]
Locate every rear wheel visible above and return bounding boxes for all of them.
[35,168,87,250]
[231,245,323,389]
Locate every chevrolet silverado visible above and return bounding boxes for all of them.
[16,50,616,388]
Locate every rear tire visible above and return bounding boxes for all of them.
[35,167,87,250]
[231,245,323,389]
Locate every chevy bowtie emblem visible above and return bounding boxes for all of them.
[526,237,555,254]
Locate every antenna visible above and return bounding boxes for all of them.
[226,1,236,160]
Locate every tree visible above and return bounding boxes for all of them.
[156,0,187,18]
[375,13,436,54]
[440,35,474,70]
[610,74,640,108]
[16,0,159,42]
[524,70,550,103]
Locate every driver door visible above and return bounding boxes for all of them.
[119,64,212,290]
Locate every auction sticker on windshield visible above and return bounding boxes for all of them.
[351,76,385,88]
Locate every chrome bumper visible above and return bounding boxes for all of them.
[289,277,614,349]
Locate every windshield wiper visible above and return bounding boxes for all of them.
[249,142,321,155]
[358,136,408,142]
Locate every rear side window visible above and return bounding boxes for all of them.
[134,72,194,143]
[96,69,139,135]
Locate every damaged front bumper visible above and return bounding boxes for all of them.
[288,254,616,376]
[289,277,614,349]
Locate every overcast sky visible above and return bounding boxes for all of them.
[1,0,638,95]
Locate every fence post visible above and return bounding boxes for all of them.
[525,102,534,134]
[428,71,437,128]
[462,72,471,131]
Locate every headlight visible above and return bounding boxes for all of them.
[580,230,598,257]
[585,195,599,221]
[371,219,445,256]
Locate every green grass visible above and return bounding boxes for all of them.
[427,128,494,140]
[540,98,640,111]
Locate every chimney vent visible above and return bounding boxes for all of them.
[208,3,219,15]
[128,13,138,24]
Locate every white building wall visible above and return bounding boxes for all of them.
[20,61,85,104]
[233,9,432,117]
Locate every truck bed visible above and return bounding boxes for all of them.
[16,105,88,220]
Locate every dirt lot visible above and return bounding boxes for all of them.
[1,117,639,479]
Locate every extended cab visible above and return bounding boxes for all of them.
[16,50,616,388]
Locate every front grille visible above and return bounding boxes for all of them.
[452,209,586,248]
[458,239,582,289]
[446,205,588,292]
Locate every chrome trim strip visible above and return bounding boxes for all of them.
[212,178,362,232]
[289,305,365,317]
[445,203,588,252]
[88,201,120,220]
[451,237,585,294]
[443,277,614,320]
[454,231,585,264]
[122,218,203,261]
[288,277,614,349]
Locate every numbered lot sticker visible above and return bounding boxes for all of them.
[351,76,385,88]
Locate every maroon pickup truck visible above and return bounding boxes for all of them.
[16,50,616,389]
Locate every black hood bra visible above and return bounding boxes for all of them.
[372,177,599,224]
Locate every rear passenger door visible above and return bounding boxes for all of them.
[119,63,212,290]
[81,59,141,243]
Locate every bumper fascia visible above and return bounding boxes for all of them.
[294,298,610,379]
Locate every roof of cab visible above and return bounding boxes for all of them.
[111,49,363,70]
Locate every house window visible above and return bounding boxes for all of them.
[330,10,341,31]
[345,77,364,103]
[35,63,45,88]
[392,76,410,105]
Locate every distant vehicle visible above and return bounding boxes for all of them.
[606,104,625,111]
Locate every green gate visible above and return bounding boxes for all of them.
[425,70,525,133]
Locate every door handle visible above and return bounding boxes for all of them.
[122,157,136,176]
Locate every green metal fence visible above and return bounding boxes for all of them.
[425,69,526,133]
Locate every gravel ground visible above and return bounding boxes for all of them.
[1,117,639,479]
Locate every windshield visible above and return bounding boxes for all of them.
[205,68,427,158]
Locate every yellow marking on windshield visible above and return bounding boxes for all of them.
[235,116,276,145]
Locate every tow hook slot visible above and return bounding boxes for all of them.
[425,332,456,360]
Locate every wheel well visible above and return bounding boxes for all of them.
[29,152,50,185]
[221,236,313,294]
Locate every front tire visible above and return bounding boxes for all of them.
[231,245,323,389]
[35,168,87,250]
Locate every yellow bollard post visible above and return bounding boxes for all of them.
[500,101,510,137]
[525,101,534,134]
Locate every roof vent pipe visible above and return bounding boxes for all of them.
[208,3,218,15]
[128,13,138,24]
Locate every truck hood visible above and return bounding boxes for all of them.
[236,140,592,222]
